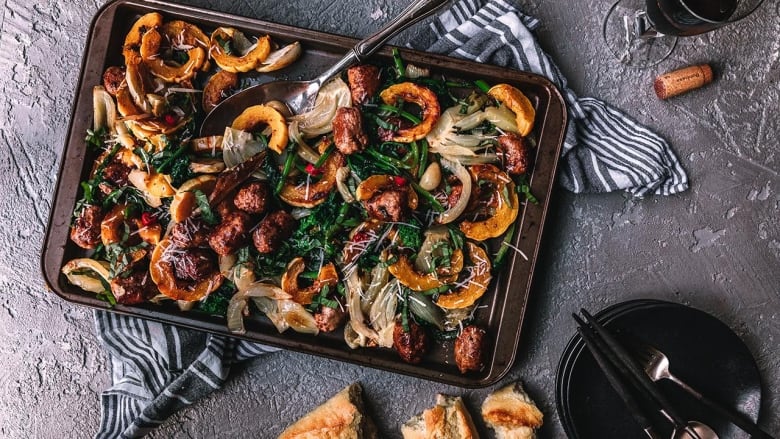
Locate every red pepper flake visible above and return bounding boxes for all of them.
[392,176,407,186]
[305,163,323,176]
[352,231,371,243]
[141,212,157,226]
[163,113,177,126]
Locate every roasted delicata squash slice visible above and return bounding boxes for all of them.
[460,164,519,240]
[388,255,445,292]
[279,152,345,208]
[202,70,238,113]
[231,104,289,154]
[150,238,223,301]
[379,82,441,143]
[169,175,218,222]
[436,242,492,309]
[100,204,161,248]
[487,83,536,137]
[281,257,339,305]
[355,174,418,210]
[123,12,163,64]
[140,20,208,83]
[209,27,271,73]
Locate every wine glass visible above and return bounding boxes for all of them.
[603,0,767,68]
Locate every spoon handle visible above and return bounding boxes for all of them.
[667,374,775,439]
[314,0,450,85]
[354,0,451,59]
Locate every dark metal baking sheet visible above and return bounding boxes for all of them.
[41,0,566,387]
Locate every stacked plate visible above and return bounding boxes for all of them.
[555,299,764,438]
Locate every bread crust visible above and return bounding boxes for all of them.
[278,383,377,439]
[401,394,480,439]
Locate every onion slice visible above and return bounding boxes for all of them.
[368,279,399,348]
[61,258,111,294]
[93,86,117,134]
[345,270,378,343]
[336,167,355,203]
[256,41,302,73]
[290,77,351,137]
[438,158,472,224]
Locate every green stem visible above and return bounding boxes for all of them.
[366,148,410,170]
[402,140,419,169]
[392,48,405,79]
[275,147,297,194]
[474,79,491,93]
[379,104,421,125]
[411,181,444,212]
[314,143,334,168]
[156,145,188,174]
[493,222,517,269]
[417,139,429,180]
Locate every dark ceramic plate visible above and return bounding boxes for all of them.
[556,300,763,439]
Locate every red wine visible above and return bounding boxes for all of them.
[646,0,738,36]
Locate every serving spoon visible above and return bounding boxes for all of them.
[200,0,451,136]
[672,421,718,439]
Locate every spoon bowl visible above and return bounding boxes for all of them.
[200,0,451,136]
[201,79,318,136]
[673,421,719,439]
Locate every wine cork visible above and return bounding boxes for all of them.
[654,64,713,100]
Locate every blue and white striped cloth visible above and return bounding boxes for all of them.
[94,1,689,437]
[410,0,689,196]
[94,312,277,438]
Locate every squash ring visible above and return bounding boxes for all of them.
[459,164,518,241]
[388,255,444,292]
[169,175,217,223]
[231,104,289,154]
[140,22,208,83]
[379,82,441,143]
[487,83,536,137]
[355,175,419,210]
[209,28,271,73]
[150,238,223,301]
[435,242,492,310]
[279,152,345,208]
[281,258,339,305]
[123,12,163,65]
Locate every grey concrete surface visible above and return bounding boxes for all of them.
[0,0,778,437]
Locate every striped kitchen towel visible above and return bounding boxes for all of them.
[93,311,278,438]
[93,1,690,437]
[410,0,689,196]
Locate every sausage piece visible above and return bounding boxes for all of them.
[377,116,412,142]
[314,305,346,333]
[103,159,132,188]
[102,66,126,96]
[70,205,104,249]
[332,107,368,155]
[454,325,488,373]
[172,249,218,282]
[365,188,409,222]
[110,270,156,305]
[233,181,269,215]
[169,218,211,249]
[208,211,252,256]
[252,210,296,254]
[393,320,429,364]
[346,64,381,106]
[496,132,531,175]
